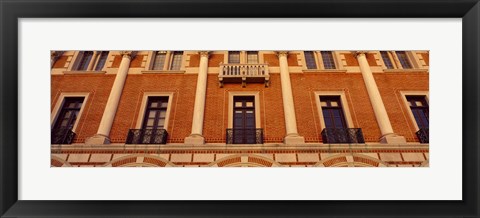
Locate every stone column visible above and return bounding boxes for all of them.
[354,51,406,144]
[185,51,210,145]
[86,51,136,145]
[277,51,305,145]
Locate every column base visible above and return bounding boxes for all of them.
[379,134,406,144]
[284,134,305,145]
[85,134,111,145]
[184,135,205,145]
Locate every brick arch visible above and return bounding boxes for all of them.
[314,154,389,167]
[103,154,175,167]
[207,154,282,167]
[51,156,72,167]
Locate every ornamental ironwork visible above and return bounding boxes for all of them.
[226,128,264,144]
[321,128,365,144]
[126,129,168,144]
[51,128,76,144]
[416,128,429,143]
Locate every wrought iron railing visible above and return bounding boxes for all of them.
[226,128,264,144]
[126,129,168,144]
[321,128,365,144]
[416,128,429,143]
[51,128,76,144]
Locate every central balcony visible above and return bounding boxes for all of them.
[218,63,270,87]
[226,128,264,144]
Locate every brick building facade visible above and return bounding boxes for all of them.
[50,50,429,167]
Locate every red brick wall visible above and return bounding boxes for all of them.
[51,74,115,143]
[264,54,279,66]
[287,54,299,66]
[202,74,286,143]
[130,55,144,68]
[53,56,68,68]
[344,53,359,66]
[189,54,200,67]
[290,72,381,142]
[421,53,429,66]
[108,74,197,143]
[374,72,429,142]
[111,55,122,68]
[208,54,224,67]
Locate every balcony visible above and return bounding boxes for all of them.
[218,63,270,87]
[416,128,429,143]
[51,128,76,144]
[126,129,168,144]
[321,128,365,144]
[226,128,264,144]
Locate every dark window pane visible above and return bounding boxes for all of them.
[321,51,336,69]
[76,51,93,71]
[170,51,183,70]
[152,52,166,70]
[94,51,109,71]
[247,51,258,64]
[380,51,394,69]
[304,51,317,69]
[396,51,412,69]
[229,51,240,64]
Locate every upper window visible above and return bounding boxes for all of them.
[228,51,241,64]
[380,51,394,69]
[142,97,169,130]
[395,51,412,69]
[247,51,259,64]
[94,51,109,71]
[76,51,93,71]
[169,51,183,70]
[74,51,109,71]
[320,51,336,69]
[304,51,317,69]
[152,51,167,70]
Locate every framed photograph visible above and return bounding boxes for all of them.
[1,0,479,217]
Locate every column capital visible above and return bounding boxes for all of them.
[275,51,289,57]
[120,51,137,60]
[198,51,211,58]
[352,51,369,58]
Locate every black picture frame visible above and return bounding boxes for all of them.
[1,0,479,217]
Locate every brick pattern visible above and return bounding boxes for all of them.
[353,156,379,167]
[112,157,137,167]
[323,156,348,167]
[208,54,224,67]
[51,74,116,143]
[53,56,68,68]
[51,159,63,167]
[366,53,378,66]
[344,53,359,66]
[287,53,299,66]
[248,156,273,167]
[421,53,429,66]
[374,72,429,142]
[144,157,167,167]
[108,74,197,143]
[263,54,279,66]
[130,55,144,68]
[217,157,241,167]
[111,55,122,68]
[189,54,200,67]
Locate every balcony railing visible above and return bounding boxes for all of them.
[321,128,365,144]
[51,128,76,144]
[218,63,270,87]
[416,128,429,143]
[126,129,168,144]
[226,128,264,144]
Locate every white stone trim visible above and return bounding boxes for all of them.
[134,92,174,131]
[313,91,354,129]
[227,91,261,129]
[399,91,429,131]
[50,92,90,133]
